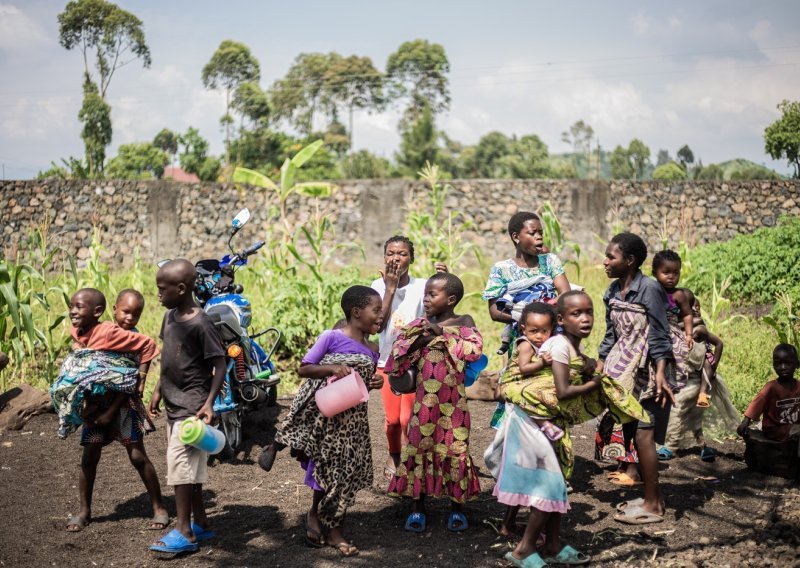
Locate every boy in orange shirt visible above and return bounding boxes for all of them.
[64,288,167,532]
[738,344,800,442]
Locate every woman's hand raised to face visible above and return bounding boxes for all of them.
[379,260,402,289]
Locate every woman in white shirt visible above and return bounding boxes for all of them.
[371,236,446,478]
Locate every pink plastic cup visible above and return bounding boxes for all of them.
[314,370,370,417]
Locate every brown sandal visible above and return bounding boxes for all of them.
[696,392,711,408]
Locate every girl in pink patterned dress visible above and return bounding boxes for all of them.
[386,273,483,533]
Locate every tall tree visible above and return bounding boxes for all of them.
[269,52,340,136]
[561,120,594,178]
[58,0,151,98]
[58,0,150,176]
[386,39,450,121]
[656,149,671,167]
[231,82,270,129]
[325,55,384,150]
[677,144,694,171]
[396,102,438,174]
[498,135,552,179]
[178,127,221,181]
[202,40,261,166]
[77,78,111,177]
[609,145,634,179]
[470,131,512,177]
[764,99,800,178]
[153,128,179,166]
[627,138,651,180]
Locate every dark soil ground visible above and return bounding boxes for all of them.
[1,394,798,568]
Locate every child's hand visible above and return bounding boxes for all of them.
[654,369,675,407]
[196,403,215,424]
[148,391,161,419]
[423,320,443,336]
[367,373,384,390]
[328,365,352,379]
[434,262,448,273]
[580,356,597,377]
[584,373,603,389]
[94,411,115,428]
[540,351,553,366]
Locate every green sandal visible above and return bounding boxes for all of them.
[543,544,591,565]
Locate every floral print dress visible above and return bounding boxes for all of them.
[386,319,483,502]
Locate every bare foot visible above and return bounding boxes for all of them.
[498,522,517,538]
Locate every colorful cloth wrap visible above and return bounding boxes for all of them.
[50,349,144,439]
[386,319,483,503]
[595,299,677,462]
[498,341,647,478]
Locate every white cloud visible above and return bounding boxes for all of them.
[0,4,51,52]
[631,10,652,37]
[0,95,73,141]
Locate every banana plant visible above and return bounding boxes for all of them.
[233,139,336,239]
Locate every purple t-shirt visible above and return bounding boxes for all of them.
[302,329,379,366]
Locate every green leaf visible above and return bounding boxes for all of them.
[49,313,67,331]
[0,282,21,336]
[294,182,337,199]
[233,167,279,191]
[290,139,323,168]
[300,226,321,256]
[280,158,295,198]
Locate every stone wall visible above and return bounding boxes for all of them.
[1,178,797,267]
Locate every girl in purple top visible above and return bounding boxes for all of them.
[273,286,383,557]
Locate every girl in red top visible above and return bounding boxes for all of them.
[738,343,800,441]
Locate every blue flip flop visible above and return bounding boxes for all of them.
[191,522,215,542]
[404,512,426,533]
[543,544,591,565]
[504,551,548,568]
[447,511,468,532]
[149,529,199,554]
[656,446,674,460]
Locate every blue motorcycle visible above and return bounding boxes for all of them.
[192,208,281,458]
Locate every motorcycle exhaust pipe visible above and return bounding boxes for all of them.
[240,382,267,404]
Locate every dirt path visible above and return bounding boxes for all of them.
[1,394,798,567]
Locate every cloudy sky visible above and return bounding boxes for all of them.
[1,0,799,179]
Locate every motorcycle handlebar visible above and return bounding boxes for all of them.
[243,241,265,256]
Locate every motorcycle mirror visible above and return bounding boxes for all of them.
[156,259,171,268]
[231,208,251,234]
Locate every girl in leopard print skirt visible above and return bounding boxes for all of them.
[273,286,384,556]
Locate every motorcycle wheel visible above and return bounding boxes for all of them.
[266,385,278,407]
[219,409,242,459]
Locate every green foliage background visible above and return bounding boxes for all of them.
[683,216,800,305]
